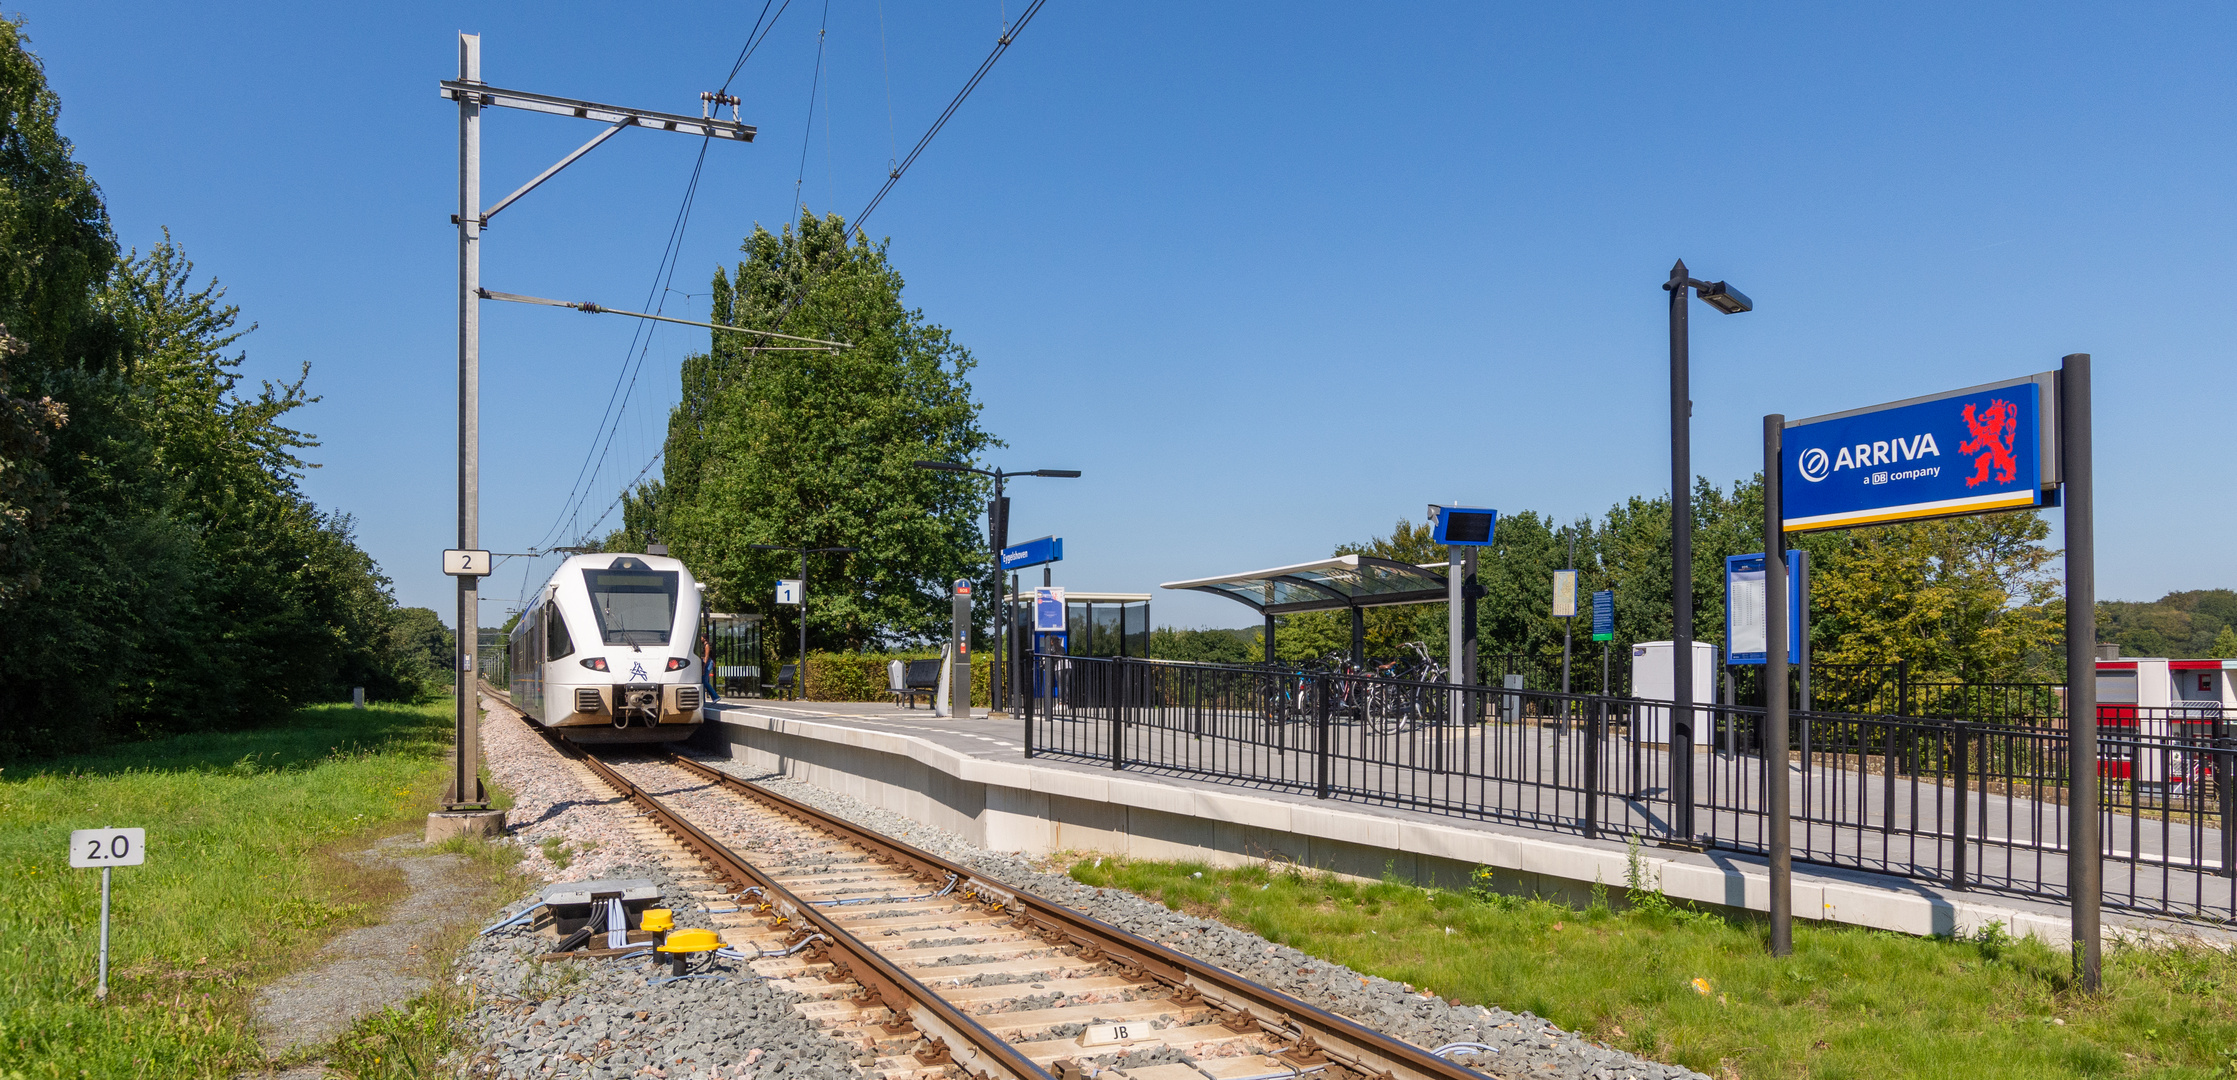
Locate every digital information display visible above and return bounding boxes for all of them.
[1430,506,1498,546]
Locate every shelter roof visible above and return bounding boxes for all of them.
[1160,555,1449,615]
[1004,592,1152,604]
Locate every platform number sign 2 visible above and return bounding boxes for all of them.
[70,827,143,1000]
[443,549,493,577]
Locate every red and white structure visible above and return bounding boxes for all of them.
[2095,655,2232,786]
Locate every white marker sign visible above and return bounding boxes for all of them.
[70,827,145,867]
[444,549,493,577]
[72,827,143,1000]
[1078,1022,1146,1047]
[775,579,803,606]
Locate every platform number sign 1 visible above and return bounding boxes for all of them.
[70,827,144,1000]
[444,549,493,577]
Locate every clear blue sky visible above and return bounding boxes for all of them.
[30,3,2235,631]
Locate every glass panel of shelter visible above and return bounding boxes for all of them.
[1020,597,1150,659]
[705,613,763,699]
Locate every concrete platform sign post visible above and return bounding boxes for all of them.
[71,827,143,1000]
[1776,360,2093,985]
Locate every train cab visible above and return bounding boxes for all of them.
[508,551,706,743]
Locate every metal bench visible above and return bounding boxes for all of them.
[890,658,943,709]
[771,663,797,700]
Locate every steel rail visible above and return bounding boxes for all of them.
[659,750,1493,1080]
[498,701,1049,1080]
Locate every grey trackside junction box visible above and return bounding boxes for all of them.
[538,878,663,935]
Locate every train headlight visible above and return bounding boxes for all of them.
[665,657,690,671]
[579,657,610,672]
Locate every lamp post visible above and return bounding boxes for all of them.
[1664,259,1752,842]
[914,461,1081,716]
[748,543,859,700]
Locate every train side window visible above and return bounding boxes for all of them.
[546,605,576,660]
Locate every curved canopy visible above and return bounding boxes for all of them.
[1160,555,1450,615]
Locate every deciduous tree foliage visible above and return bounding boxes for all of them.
[0,22,427,756]
[2097,590,2237,660]
[643,211,995,653]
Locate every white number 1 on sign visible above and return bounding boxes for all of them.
[70,828,144,1000]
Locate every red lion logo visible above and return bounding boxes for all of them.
[1959,399,2019,488]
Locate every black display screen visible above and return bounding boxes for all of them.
[1442,511,1494,544]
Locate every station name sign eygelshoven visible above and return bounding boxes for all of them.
[1780,373,2057,532]
[1001,535,1063,571]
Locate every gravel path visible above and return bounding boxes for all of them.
[480,694,655,882]
[681,752,1709,1080]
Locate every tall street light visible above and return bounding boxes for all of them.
[1664,259,1752,842]
[749,543,860,700]
[914,460,1081,715]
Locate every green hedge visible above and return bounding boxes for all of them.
[794,651,993,706]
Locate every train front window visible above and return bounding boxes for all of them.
[584,570,679,646]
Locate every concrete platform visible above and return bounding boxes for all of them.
[694,699,2232,948]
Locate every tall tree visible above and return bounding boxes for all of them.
[657,211,995,652]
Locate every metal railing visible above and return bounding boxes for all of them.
[1022,655,2237,922]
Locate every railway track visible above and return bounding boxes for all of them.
[489,692,1492,1080]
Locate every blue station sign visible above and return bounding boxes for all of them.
[1001,535,1064,571]
[1781,374,2056,533]
[1590,589,1614,642]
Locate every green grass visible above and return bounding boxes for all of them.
[1067,855,2237,1080]
[0,700,507,1080]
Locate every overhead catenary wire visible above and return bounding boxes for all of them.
[851,0,1046,235]
[753,0,1052,334]
[532,139,712,554]
[523,9,802,604]
[794,0,833,210]
[720,0,794,94]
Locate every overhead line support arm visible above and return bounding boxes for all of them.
[476,288,853,350]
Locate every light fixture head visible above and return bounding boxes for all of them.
[913,460,967,472]
[1697,281,1752,315]
[1032,469,1082,478]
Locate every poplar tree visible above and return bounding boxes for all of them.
[656,211,995,652]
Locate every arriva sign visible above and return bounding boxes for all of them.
[1781,372,2058,532]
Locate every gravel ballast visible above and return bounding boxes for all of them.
[479,694,656,882]
[466,695,1704,1080]
[686,751,1709,1080]
[455,857,863,1079]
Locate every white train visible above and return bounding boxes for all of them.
[507,551,706,743]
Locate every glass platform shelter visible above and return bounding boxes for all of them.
[1005,591,1150,660]
[1160,555,1450,664]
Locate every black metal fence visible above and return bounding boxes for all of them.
[1023,654,2237,922]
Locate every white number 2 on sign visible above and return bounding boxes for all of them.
[70,828,146,867]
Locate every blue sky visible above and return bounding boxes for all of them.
[30,3,2236,630]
